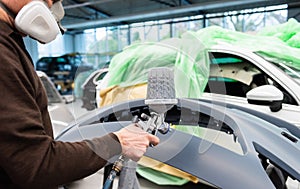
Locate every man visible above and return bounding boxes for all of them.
[0,0,159,188]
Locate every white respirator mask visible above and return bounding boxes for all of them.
[14,0,65,44]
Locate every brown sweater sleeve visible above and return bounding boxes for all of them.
[0,27,121,188]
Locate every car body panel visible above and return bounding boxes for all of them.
[56,98,300,189]
[48,103,75,137]
[37,71,75,137]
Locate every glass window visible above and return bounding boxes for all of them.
[106,26,119,52]
[130,24,145,43]
[35,57,52,71]
[206,13,224,28]
[188,19,204,31]
[35,5,288,64]
[172,21,190,38]
[205,6,287,32]
[95,71,108,82]
[158,23,171,40]
[206,52,261,97]
[144,22,159,42]
[118,25,129,50]
[264,8,288,27]
[37,34,64,57]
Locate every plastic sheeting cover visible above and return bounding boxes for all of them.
[107,32,210,98]
[195,18,300,69]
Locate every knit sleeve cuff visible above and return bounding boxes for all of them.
[85,133,122,161]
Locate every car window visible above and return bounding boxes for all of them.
[74,56,83,67]
[206,52,297,105]
[272,62,300,84]
[56,63,72,71]
[35,57,52,72]
[206,52,262,97]
[96,71,107,81]
[47,57,68,72]
[256,52,300,81]
[66,54,84,67]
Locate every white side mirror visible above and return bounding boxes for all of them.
[246,85,283,112]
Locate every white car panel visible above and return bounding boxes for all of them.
[37,71,75,137]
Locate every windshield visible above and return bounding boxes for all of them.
[256,52,300,84]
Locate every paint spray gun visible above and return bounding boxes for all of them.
[102,67,178,189]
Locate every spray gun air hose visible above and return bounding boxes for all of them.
[102,155,127,189]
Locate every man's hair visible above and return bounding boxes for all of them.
[52,0,61,3]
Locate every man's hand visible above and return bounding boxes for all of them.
[113,123,160,162]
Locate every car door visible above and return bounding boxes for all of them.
[202,47,300,127]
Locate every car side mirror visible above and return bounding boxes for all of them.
[62,95,75,104]
[246,85,283,112]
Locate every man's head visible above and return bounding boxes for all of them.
[0,0,65,43]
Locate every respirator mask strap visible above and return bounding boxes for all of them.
[50,0,66,34]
